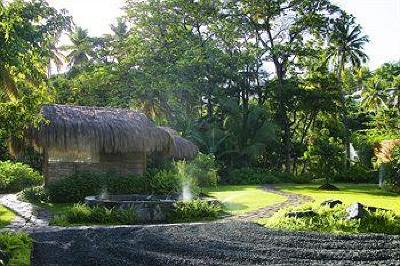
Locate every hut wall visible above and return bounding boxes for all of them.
[46,152,146,184]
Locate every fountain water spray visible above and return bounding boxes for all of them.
[99,188,109,200]
[182,182,193,201]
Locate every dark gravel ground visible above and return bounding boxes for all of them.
[31,222,400,266]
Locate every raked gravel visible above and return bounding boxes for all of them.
[31,221,400,266]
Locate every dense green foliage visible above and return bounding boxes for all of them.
[50,203,136,226]
[226,168,312,185]
[167,200,223,223]
[0,0,71,141]
[260,203,400,235]
[46,170,187,203]
[382,146,400,193]
[0,232,32,266]
[1,0,400,185]
[0,161,43,193]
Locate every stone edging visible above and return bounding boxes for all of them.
[0,194,50,231]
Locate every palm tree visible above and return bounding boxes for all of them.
[46,34,66,77]
[62,27,92,68]
[361,76,387,113]
[327,13,369,168]
[327,14,369,77]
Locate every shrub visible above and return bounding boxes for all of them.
[104,174,148,195]
[0,161,43,193]
[46,169,188,203]
[382,146,400,193]
[47,172,104,203]
[20,186,49,203]
[260,203,400,235]
[50,203,136,226]
[225,167,312,185]
[147,169,183,195]
[0,232,32,266]
[168,200,224,222]
[333,163,377,183]
[187,153,219,187]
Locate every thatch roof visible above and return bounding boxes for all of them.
[160,127,199,160]
[374,139,400,164]
[32,104,172,154]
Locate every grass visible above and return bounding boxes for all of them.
[277,183,400,213]
[0,232,32,266]
[258,203,400,235]
[0,205,15,228]
[50,203,137,226]
[203,185,286,215]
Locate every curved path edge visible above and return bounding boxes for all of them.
[231,184,313,220]
[0,194,50,231]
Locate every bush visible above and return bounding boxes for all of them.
[0,161,43,193]
[50,203,137,226]
[333,163,377,183]
[147,169,184,195]
[382,146,400,193]
[46,169,188,203]
[20,186,49,203]
[0,232,32,266]
[47,172,104,203]
[168,200,224,222]
[104,174,148,194]
[260,203,400,235]
[225,167,312,185]
[187,153,219,187]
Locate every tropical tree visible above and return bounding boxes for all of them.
[0,0,71,139]
[327,12,369,168]
[63,27,92,68]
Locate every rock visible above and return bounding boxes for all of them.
[286,210,317,218]
[321,199,343,208]
[346,202,365,220]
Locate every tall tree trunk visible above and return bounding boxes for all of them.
[337,56,351,169]
[275,62,291,174]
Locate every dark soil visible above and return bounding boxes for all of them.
[31,222,400,266]
[318,183,340,191]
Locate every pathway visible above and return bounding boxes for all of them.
[0,194,50,231]
[231,184,313,220]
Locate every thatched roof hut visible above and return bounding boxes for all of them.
[33,104,172,154]
[160,127,199,160]
[374,139,400,164]
[26,104,197,184]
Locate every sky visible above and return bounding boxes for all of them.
[48,0,400,70]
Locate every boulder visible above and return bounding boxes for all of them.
[346,202,365,220]
[318,183,340,191]
[286,210,317,218]
[321,199,343,208]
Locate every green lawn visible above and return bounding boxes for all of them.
[277,183,400,213]
[0,205,15,228]
[204,185,286,215]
